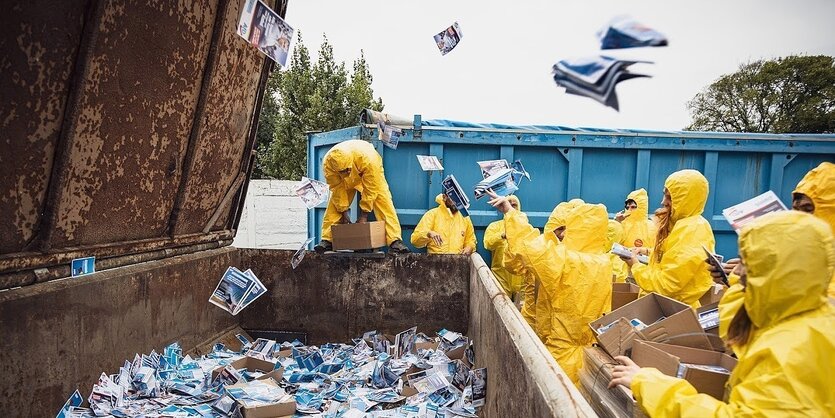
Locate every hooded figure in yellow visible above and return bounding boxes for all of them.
[793,161,835,300]
[484,195,524,297]
[626,170,715,307]
[618,188,657,249]
[411,194,476,254]
[607,220,628,283]
[543,198,585,243]
[496,198,612,385]
[622,211,835,417]
[317,140,409,253]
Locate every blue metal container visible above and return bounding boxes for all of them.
[308,116,835,261]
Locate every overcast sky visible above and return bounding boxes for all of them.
[283,0,835,131]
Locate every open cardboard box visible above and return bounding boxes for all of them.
[699,284,726,306]
[631,340,737,400]
[212,356,283,383]
[226,378,296,418]
[611,282,640,310]
[590,293,712,357]
[332,221,386,250]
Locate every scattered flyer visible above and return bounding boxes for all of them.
[209,267,267,315]
[295,177,329,209]
[237,0,294,67]
[469,368,487,407]
[417,155,444,171]
[56,390,84,418]
[378,122,402,150]
[393,326,417,358]
[476,160,510,179]
[292,237,314,270]
[598,15,668,50]
[434,22,463,55]
[552,56,651,111]
[722,190,787,233]
[71,256,95,277]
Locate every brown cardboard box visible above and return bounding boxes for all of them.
[579,347,648,418]
[211,356,280,382]
[226,379,296,418]
[631,340,737,400]
[699,284,726,306]
[589,293,712,357]
[332,221,386,250]
[612,283,640,310]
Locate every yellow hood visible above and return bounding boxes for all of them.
[665,169,708,223]
[563,203,609,253]
[544,198,584,234]
[739,211,835,329]
[507,195,521,211]
[606,219,624,249]
[793,161,835,234]
[624,188,649,220]
[324,147,352,173]
[435,193,445,206]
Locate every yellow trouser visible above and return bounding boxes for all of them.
[321,189,402,245]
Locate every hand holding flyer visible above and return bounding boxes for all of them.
[722,190,787,233]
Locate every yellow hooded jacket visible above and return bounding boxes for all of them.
[607,220,628,283]
[505,203,612,385]
[484,195,524,296]
[631,170,715,307]
[620,188,658,249]
[411,194,476,254]
[321,140,401,243]
[793,161,835,300]
[631,210,835,417]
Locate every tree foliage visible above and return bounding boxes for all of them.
[252,33,384,179]
[685,55,835,133]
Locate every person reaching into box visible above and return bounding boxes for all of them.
[609,210,835,417]
[619,170,715,308]
[315,140,409,254]
[484,195,524,300]
[411,193,476,255]
[488,190,611,385]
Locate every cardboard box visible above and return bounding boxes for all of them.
[331,221,386,250]
[699,284,726,306]
[579,347,648,418]
[590,293,712,357]
[226,379,296,418]
[631,340,737,400]
[211,356,281,382]
[612,283,640,310]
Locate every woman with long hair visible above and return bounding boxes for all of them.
[609,211,835,416]
[620,169,715,307]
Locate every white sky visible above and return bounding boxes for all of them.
[283,0,835,130]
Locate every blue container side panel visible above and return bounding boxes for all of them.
[308,121,835,260]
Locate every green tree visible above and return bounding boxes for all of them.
[685,55,835,133]
[253,33,384,180]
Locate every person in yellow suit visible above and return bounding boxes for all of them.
[620,170,715,307]
[607,220,628,283]
[615,188,657,250]
[609,210,835,417]
[489,191,612,385]
[793,161,835,300]
[543,198,584,243]
[411,194,476,254]
[483,195,524,299]
[315,140,409,253]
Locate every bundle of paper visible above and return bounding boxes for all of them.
[473,160,530,200]
[295,176,329,209]
[611,243,649,265]
[552,55,651,111]
[722,190,787,233]
[598,15,668,50]
[442,174,471,217]
[208,267,267,315]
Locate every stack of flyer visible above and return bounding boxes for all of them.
[442,175,470,217]
[552,55,651,111]
[722,190,787,233]
[209,267,267,315]
[473,159,530,200]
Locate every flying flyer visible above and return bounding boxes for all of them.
[434,22,463,55]
[295,177,329,209]
[237,0,294,67]
[416,155,444,171]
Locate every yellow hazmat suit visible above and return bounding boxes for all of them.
[619,188,657,249]
[321,140,401,244]
[505,203,612,385]
[484,195,524,296]
[543,198,585,243]
[631,170,715,307]
[607,220,628,283]
[793,161,835,299]
[411,194,476,254]
[631,210,835,417]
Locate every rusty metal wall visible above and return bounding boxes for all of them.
[0,0,286,287]
[238,250,471,345]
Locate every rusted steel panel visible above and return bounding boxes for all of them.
[173,0,266,236]
[43,0,220,248]
[0,0,88,254]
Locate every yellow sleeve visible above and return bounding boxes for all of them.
[631,368,725,417]
[325,167,352,213]
[504,210,564,296]
[483,221,503,251]
[358,160,387,213]
[411,209,436,249]
[630,220,713,306]
[645,219,658,248]
[718,282,745,343]
[465,216,477,250]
